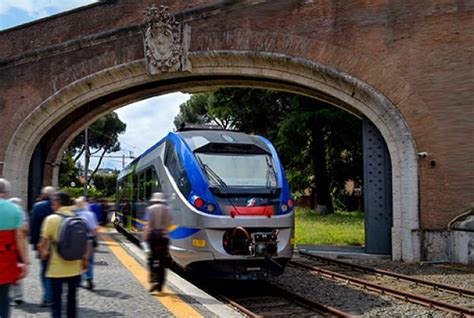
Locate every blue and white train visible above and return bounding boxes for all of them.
[114,127,294,279]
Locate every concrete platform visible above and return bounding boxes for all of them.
[296,244,391,260]
[11,228,243,317]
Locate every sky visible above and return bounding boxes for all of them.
[0,0,192,171]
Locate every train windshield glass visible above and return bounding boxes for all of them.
[196,153,278,187]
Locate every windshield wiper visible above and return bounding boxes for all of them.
[265,156,277,188]
[202,163,228,189]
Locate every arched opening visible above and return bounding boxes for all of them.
[3,51,420,261]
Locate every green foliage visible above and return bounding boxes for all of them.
[69,112,126,154]
[174,93,212,128]
[68,112,126,177]
[58,151,81,188]
[295,207,365,246]
[92,173,118,197]
[59,112,126,191]
[60,186,104,199]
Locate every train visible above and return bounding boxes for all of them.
[114,127,294,279]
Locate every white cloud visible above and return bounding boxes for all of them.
[0,0,97,17]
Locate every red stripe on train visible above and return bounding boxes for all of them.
[230,206,273,217]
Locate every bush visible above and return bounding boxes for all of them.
[60,186,104,199]
[92,173,117,197]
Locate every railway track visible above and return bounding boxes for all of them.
[291,251,474,317]
[114,223,350,316]
[210,280,351,317]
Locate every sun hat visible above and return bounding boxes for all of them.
[149,192,167,203]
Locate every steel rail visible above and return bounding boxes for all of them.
[217,294,263,318]
[298,251,474,297]
[216,280,352,317]
[290,260,474,317]
[266,282,353,317]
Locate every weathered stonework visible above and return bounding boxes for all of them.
[144,5,191,75]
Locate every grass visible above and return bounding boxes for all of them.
[294,207,365,246]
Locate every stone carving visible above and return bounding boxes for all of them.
[144,5,191,74]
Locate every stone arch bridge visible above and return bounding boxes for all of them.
[0,0,472,263]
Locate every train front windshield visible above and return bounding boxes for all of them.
[196,153,278,187]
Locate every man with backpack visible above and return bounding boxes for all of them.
[38,191,90,318]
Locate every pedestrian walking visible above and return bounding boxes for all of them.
[143,192,172,293]
[29,186,56,307]
[38,191,90,318]
[88,198,103,226]
[99,198,110,226]
[8,197,29,305]
[0,179,29,318]
[74,196,99,290]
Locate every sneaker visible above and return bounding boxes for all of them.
[149,283,160,293]
[86,279,94,290]
[40,300,50,307]
[14,299,24,305]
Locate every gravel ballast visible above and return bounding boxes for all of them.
[265,249,473,316]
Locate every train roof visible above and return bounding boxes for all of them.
[176,130,271,153]
[119,130,272,178]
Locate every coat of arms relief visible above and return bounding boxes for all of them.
[144,5,191,75]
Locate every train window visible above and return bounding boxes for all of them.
[145,167,161,199]
[133,174,139,201]
[138,172,145,201]
[145,169,152,199]
[195,153,278,187]
[165,142,191,197]
[116,180,124,202]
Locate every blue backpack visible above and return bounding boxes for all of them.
[56,213,88,261]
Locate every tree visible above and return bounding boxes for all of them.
[174,94,214,128]
[58,151,81,188]
[59,112,126,189]
[68,112,126,178]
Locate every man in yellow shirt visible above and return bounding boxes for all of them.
[39,191,90,318]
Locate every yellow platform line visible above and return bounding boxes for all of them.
[101,234,203,318]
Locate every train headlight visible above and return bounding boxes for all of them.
[281,204,288,212]
[207,203,216,213]
[288,199,294,208]
[192,196,205,208]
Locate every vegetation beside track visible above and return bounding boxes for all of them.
[295,207,364,246]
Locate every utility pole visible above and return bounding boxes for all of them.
[84,128,89,197]
[122,154,125,169]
